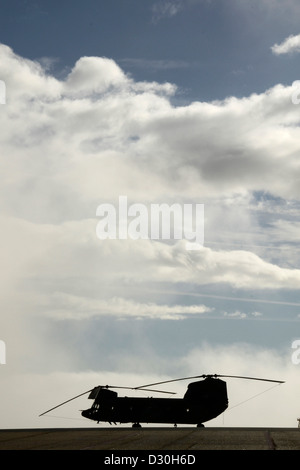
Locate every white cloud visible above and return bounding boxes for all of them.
[63,56,129,97]
[45,293,213,321]
[3,215,300,298]
[271,33,300,55]
[2,43,300,220]
[1,43,300,323]
[223,310,247,319]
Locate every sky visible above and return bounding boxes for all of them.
[1,0,300,430]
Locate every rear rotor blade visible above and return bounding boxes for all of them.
[217,375,285,384]
[135,373,284,390]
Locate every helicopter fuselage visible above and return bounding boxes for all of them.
[81,378,229,426]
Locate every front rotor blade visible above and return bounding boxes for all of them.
[103,385,176,395]
[134,374,207,390]
[39,389,94,417]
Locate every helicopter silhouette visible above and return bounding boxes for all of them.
[39,374,284,428]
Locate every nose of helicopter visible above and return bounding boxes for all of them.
[81,409,91,419]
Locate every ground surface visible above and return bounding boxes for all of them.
[0,427,299,450]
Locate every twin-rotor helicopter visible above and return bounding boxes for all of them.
[39,373,284,428]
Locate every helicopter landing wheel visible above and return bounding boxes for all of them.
[132,423,142,428]
[197,423,204,428]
